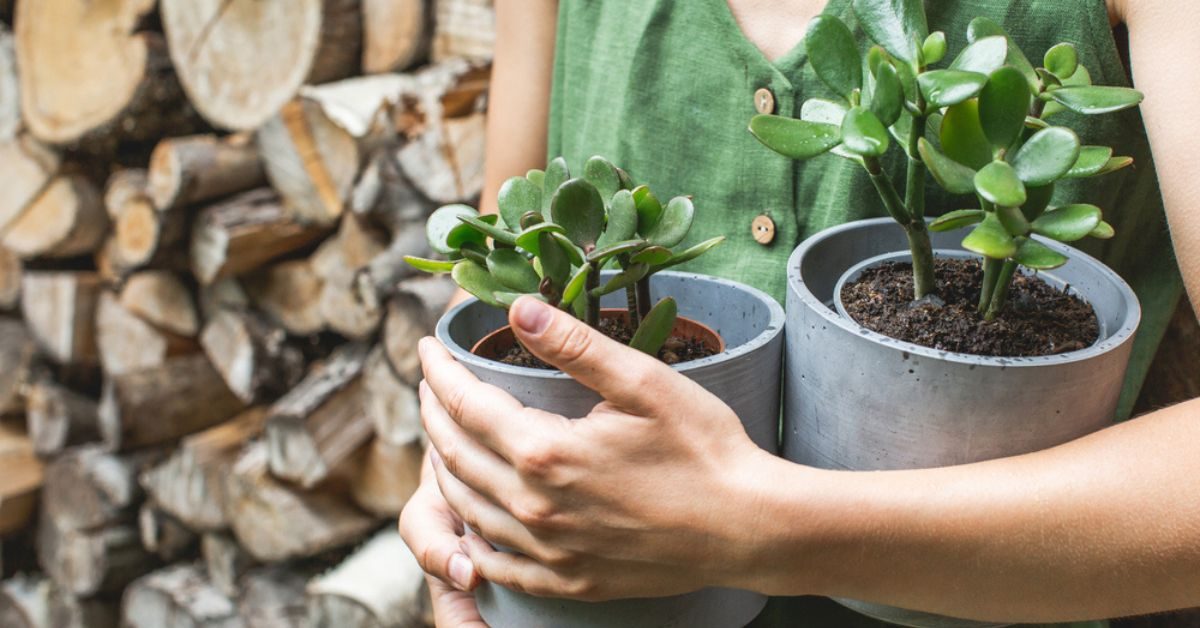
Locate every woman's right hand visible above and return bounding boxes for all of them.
[400,450,488,627]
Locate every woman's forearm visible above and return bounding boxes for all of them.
[733,397,1200,623]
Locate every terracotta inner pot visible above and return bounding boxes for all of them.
[470,308,725,362]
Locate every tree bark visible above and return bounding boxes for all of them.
[41,445,150,531]
[0,427,42,537]
[120,564,240,628]
[0,318,35,417]
[243,260,327,337]
[0,247,21,310]
[383,276,456,386]
[349,438,423,517]
[200,309,304,403]
[201,532,253,598]
[0,135,58,234]
[306,528,428,628]
[311,216,387,339]
[96,291,196,378]
[148,133,266,211]
[20,271,101,366]
[36,516,154,597]
[0,574,49,628]
[363,346,421,446]
[236,566,311,628]
[0,25,21,144]
[137,502,197,562]
[26,374,101,457]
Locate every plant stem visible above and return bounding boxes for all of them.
[979,256,1002,314]
[905,116,928,222]
[625,286,640,331]
[864,159,912,225]
[635,276,652,321]
[906,226,936,300]
[585,263,601,329]
[984,260,1018,321]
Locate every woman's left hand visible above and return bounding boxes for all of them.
[418,296,777,601]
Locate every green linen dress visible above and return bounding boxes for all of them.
[547,0,1180,625]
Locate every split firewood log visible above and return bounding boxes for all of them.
[200,309,305,403]
[99,353,245,451]
[41,445,158,531]
[237,566,311,628]
[396,111,486,204]
[26,374,101,457]
[160,0,364,131]
[0,136,58,234]
[105,176,189,276]
[96,292,196,377]
[0,318,34,417]
[0,426,42,537]
[383,276,457,386]
[306,527,427,628]
[138,502,197,562]
[201,532,254,598]
[47,587,119,628]
[0,247,21,310]
[431,0,496,62]
[266,343,374,488]
[21,272,101,365]
[350,149,433,234]
[258,75,409,225]
[0,574,49,628]
[363,347,421,446]
[223,442,377,563]
[103,170,148,221]
[140,407,269,533]
[363,0,430,73]
[198,278,250,325]
[148,133,266,212]
[2,175,107,259]
[243,261,326,337]
[118,271,200,338]
[190,189,330,286]
[352,225,429,312]
[36,515,154,597]
[0,25,20,144]
[120,564,240,628]
[349,438,423,518]
[16,0,198,146]
[310,216,387,339]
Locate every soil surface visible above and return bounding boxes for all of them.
[840,258,1099,357]
[496,317,717,369]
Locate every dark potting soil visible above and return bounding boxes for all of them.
[497,317,717,370]
[840,258,1099,357]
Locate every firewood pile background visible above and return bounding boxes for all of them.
[0,0,492,625]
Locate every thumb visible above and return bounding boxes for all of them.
[508,296,681,415]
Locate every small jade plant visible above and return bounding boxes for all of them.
[404,156,724,356]
[750,0,1142,319]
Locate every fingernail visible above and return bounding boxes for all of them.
[512,297,552,335]
[449,552,475,591]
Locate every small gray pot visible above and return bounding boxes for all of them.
[784,218,1140,628]
[436,271,785,628]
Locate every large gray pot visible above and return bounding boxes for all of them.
[436,271,785,628]
[784,218,1140,628]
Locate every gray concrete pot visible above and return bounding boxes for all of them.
[784,218,1140,628]
[436,271,785,628]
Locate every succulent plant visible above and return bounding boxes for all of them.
[750,0,1142,318]
[405,156,724,356]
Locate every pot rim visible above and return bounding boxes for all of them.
[436,270,785,380]
[469,308,727,357]
[788,217,1141,368]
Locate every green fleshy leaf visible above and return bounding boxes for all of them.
[1090,220,1115,240]
[551,178,606,248]
[497,176,542,232]
[403,256,457,273]
[630,246,673,266]
[486,249,540,293]
[929,209,984,232]
[538,231,570,287]
[583,156,622,204]
[1022,183,1055,222]
[841,107,890,157]
[1065,146,1113,179]
[525,169,545,190]
[997,206,1031,236]
[949,36,1007,74]
[892,52,920,105]
[458,241,489,266]
[561,264,591,306]
[644,196,695,248]
[870,62,904,127]
[653,236,725,271]
[851,0,928,63]
[629,297,679,356]
[451,261,507,308]
[592,263,649,298]
[917,138,977,195]
[427,204,478,255]
[918,70,988,109]
[1044,43,1079,80]
[445,215,493,252]
[940,100,993,170]
[514,223,565,255]
[494,292,547,308]
[616,167,635,191]
[1093,156,1134,176]
[1042,64,1093,117]
[1031,204,1102,242]
[922,31,947,65]
[586,239,645,264]
[1036,68,1062,89]
[806,15,863,98]
[1024,116,1050,131]
[1010,127,1081,187]
[1044,86,1144,115]
[632,185,664,235]
[749,114,841,160]
[962,212,1018,259]
[542,157,570,214]
[596,189,638,248]
[1013,238,1068,269]
[978,66,1031,150]
[457,214,517,246]
[974,161,1027,208]
[966,18,1040,93]
[801,99,861,161]
[550,232,586,267]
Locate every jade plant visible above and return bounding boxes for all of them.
[404,156,724,356]
[749,0,1142,319]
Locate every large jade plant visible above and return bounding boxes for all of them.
[750,0,1142,319]
[405,156,724,356]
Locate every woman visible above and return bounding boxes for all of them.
[401,0,1200,625]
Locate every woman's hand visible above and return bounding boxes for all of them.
[417,297,777,601]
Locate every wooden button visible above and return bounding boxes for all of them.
[754,88,775,114]
[752,214,776,245]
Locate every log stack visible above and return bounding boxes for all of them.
[0,0,492,625]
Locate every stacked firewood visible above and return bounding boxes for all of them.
[0,0,492,626]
